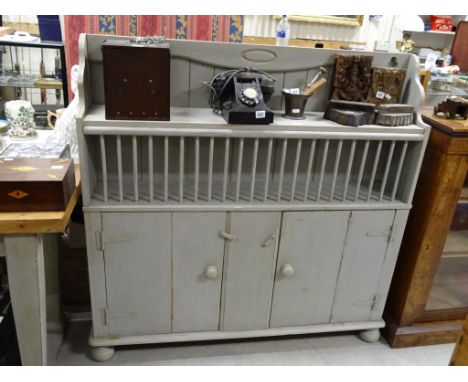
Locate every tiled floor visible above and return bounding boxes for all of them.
[47,321,455,366]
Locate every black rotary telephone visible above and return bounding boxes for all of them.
[205,68,276,124]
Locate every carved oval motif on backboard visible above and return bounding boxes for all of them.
[241,49,277,64]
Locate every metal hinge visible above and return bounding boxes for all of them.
[95,231,103,251]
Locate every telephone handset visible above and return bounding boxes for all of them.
[206,68,276,124]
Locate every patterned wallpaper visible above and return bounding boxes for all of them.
[63,15,244,98]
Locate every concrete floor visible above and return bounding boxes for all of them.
[47,321,455,366]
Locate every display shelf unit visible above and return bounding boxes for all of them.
[77,34,429,361]
[408,29,455,52]
[0,79,62,90]
[0,39,68,128]
[408,30,455,36]
[0,39,68,92]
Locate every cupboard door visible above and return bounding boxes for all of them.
[331,210,396,323]
[221,212,281,331]
[102,212,171,336]
[172,212,226,332]
[270,211,350,328]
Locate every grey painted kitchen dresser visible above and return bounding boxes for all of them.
[77,34,430,361]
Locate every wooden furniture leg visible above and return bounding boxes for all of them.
[450,315,468,365]
[4,234,47,365]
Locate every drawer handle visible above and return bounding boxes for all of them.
[281,264,294,277]
[262,234,276,247]
[205,265,218,280]
[219,231,237,241]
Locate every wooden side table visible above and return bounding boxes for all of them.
[383,109,468,347]
[0,167,80,365]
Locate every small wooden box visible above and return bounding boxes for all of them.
[102,39,170,121]
[0,158,75,212]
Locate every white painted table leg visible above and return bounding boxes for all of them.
[43,234,63,333]
[5,234,47,366]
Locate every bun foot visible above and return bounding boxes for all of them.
[359,329,380,343]
[91,346,115,362]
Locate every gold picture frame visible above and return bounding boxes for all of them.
[274,15,364,27]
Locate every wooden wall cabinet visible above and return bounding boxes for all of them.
[77,34,429,361]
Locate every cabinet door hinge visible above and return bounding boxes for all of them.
[95,231,103,251]
[366,230,391,238]
[370,295,380,312]
[387,227,394,244]
[366,228,394,244]
[101,308,108,326]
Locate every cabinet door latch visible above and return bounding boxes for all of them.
[219,231,237,241]
[95,231,103,250]
[262,234,276,247]
[366,230,391,238]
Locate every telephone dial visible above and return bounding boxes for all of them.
[205,68,276,124]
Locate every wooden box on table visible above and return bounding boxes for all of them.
[0,157,75,212]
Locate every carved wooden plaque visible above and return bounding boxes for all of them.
[367,67,407,105]
[330,55,373,102]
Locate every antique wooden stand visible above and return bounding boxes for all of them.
[384,109,468,347]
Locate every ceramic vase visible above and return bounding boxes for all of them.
[4,100,37,139]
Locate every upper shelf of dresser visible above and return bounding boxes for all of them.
[82,105,425,140]
[78,35,426,124]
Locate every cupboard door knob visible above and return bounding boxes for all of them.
[205,265,218,280]
[281,264,294,277]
